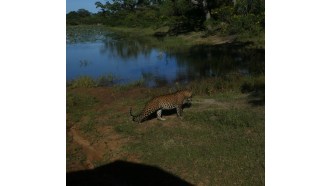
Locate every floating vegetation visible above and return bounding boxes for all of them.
[66,25,114,44]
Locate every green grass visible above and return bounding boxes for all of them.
[114,122,136,135]
[187,108,261,128]
[90,89,264,185]
[68,76,96,88]
[108,25,264,50]
[67,21,264,50]
[66,77,264,185]
[67,87,265,185]
[237,30,265,49]
[67,75,116,88]
[66,92,98,113]
[80,116,98,134]
[187,74,264,97]
[66,92,99,128]
[119,106,264,185]
[108,26,203,52]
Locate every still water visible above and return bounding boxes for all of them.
[66,26,264,87]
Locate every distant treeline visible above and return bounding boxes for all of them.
[66,0,264,36]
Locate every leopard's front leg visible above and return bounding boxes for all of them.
[176,105,183,118]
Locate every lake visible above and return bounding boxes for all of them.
[66,26,264,87]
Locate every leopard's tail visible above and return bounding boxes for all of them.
[130,107,143,123]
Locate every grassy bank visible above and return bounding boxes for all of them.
[109,27,265,50]
[108,26,264,49]
[66,76,264,185]
[67,25,264,50]
[111,26,265,49]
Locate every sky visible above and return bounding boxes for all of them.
[66,0,108,13]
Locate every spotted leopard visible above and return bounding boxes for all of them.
[130,90,192,123]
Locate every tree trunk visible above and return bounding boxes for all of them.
[202,0,211,20]
[191,0,210,20]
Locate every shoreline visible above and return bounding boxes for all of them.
[108,26,265,49]
[67,25,264,49]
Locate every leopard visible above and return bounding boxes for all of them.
[130,90,192,123]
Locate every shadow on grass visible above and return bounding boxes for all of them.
[67,160,192,186]
[247,88,265,106]
[241,80,265,106]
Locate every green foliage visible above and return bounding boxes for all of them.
[235,0,265,15]
[96,74,115,87]
[203,0,264,36]
[176,0,193,15]
[229,13,263,34]
[159,0,175,16]
[66,9,100,25]
[187,74,265,97]
[68,74,116,88]
[211,6,234,23]
[66,0,265,45]
[76,9,91,17]
[69,76,96,88]
[240,75,264,93]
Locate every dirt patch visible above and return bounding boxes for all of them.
[70,127,103,169]
[68,124,137,171]
[67,86,149,170]
[195,35,237,45]
[94,125,133,161]
[191,98,229,111]
[182,32,237,45]
[190,95,251,111]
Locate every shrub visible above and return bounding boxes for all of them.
[229,14,262,35]
[96,75,115,87]
[211,6,234,23]
[70,76,96,88]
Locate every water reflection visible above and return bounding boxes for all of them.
[174,43,265,79]
[79,59,91,67]
[101,39,152,60]
[66,27,264,87]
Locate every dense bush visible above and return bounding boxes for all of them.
[229,14,263,34]
[66,0,264,37]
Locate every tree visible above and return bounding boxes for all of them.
[95,0,139,13]
[95,2,107,13]
[76,9,91,17]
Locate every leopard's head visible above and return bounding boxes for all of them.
[182,90,192,102]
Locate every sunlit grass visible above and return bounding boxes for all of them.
[66,82,265,185]
[67,75,116,88]
[117,94,264,185]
